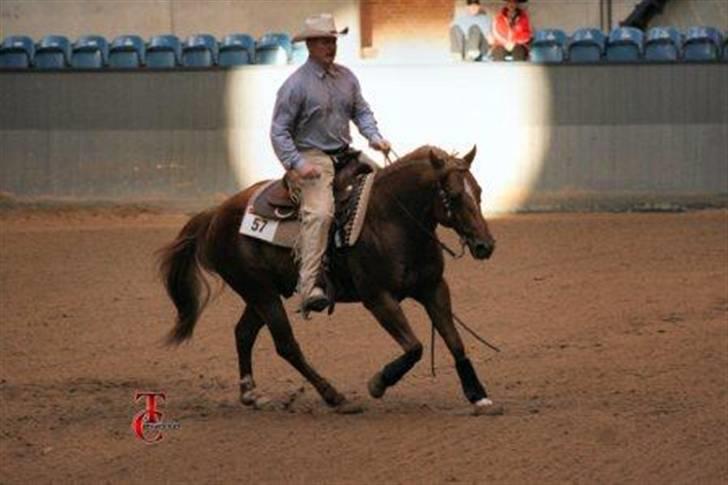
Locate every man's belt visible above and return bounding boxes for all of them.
[324,146,360,167]
[323,145,350,156]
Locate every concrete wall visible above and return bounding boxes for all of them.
[528,63,728,209]
[1,64,726,211]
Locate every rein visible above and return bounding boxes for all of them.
[382,149,500,377]
[383,150,464,258]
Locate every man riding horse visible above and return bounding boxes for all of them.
[270,13,391,315]
[159,13,501,415]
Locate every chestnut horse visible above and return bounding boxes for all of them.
[158,145,500,414]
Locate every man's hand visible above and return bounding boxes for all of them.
[370,139,392,154]
[293,161,322,180]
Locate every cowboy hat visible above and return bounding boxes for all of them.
[292,13,349,42]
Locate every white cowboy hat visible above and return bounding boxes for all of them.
[292,13,349,43]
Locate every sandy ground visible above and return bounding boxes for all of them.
[1,208,726,484]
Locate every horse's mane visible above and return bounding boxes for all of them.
[376,145,450,181]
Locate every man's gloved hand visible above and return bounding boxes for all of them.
[370,139,392,154]
[293,161,322,180]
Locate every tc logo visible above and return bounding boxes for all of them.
[131,391,167,444]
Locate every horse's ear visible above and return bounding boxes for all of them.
[429,149,445,171]
[463,145,477,168]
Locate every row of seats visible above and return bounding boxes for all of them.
[0,33,307,69]
[530,26,727,63]
[2,26,725,68]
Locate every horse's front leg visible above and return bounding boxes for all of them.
[363,293,423,399]
[416,279,503,415]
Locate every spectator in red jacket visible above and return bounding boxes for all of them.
[491,0,533,61]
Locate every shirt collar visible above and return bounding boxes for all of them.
[306,58,339,79]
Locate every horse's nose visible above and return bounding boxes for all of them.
[473,240,495,260]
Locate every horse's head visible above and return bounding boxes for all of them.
[429,146,495,260]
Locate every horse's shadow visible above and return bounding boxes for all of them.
[174,383,518,418]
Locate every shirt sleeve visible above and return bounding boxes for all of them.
[513,12,533,44]
[492,14,509,46]
[350,74,383,144]
[270,81,304,170]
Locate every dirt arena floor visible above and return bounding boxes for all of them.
[1,207,726,484]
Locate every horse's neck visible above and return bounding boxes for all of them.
[373,162,438,229]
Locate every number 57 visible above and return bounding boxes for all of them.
[251,218,267,232]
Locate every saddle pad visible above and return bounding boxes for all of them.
[240,173,375,249]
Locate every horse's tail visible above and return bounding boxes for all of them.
[157,209,216,345]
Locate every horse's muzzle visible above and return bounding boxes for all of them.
[470,239,495,260]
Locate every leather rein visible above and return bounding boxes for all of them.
[383,150,466,259]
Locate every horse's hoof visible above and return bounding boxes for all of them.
[367,372,386,399]
[472,398,504,416]
[335,400,366,415]
[240,390,274,410]
[252,397,280,411]
[240,390,257,406]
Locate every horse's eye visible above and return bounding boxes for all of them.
[450,192,464,204]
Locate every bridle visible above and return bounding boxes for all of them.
[384,151,467,258]
[438,172,477,259]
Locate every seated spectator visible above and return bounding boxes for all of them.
[450,0,492,61]
[491,0,533,61]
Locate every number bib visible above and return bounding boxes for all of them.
[240,211,280,242]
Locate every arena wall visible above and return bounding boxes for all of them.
[1,64,725,211]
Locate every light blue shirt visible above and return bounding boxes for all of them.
[451,12,492,35]
[271,59,383,170]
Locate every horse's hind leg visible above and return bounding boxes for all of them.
[416,279,501,414]
[234,307,269,408]
[252,295,352,409]
[363,293,423,399]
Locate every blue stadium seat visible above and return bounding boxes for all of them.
[34,35,71,69]
[567,28,605,63]
[645,26,682,62]
[606,26,644,62]
[0,35,34,69]
[683,26,722,62]
[182,34,218,67]
[146,35,180,68]
[529,29,567,63]
[219,34,255,66]
[255,32,292,65]
[71,35,108,69]
[109,35,145,68]
[291,42,308,64]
